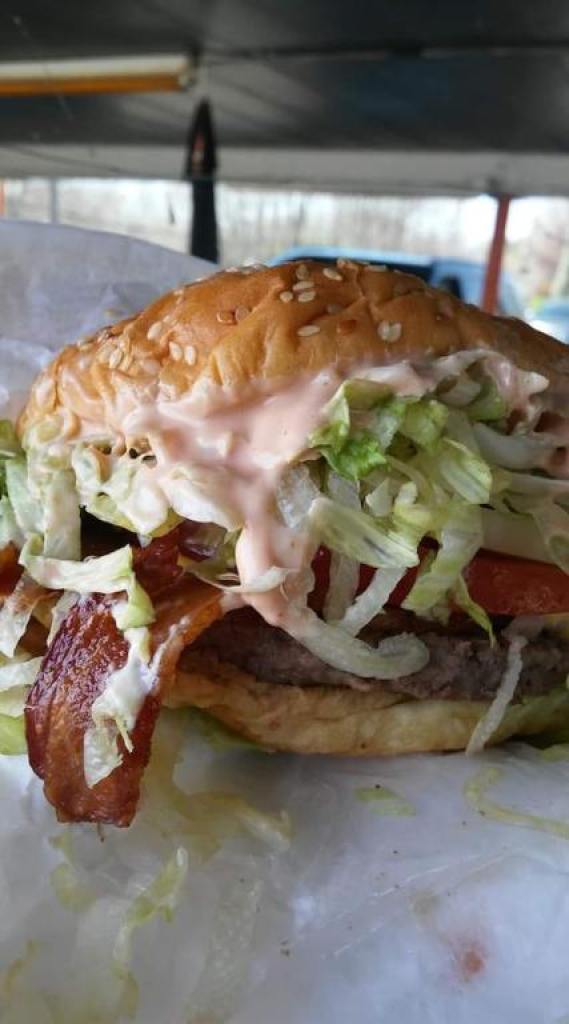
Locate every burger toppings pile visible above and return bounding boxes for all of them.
[1,263,569,825]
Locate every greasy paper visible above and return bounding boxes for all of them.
[1,221,569,1024]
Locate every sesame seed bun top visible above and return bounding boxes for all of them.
[18,259,568,446]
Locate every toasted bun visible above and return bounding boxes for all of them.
[169,653,569,755]
[18,259,568,443]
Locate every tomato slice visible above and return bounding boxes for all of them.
[462,550,569,616]
[310,545,569,617]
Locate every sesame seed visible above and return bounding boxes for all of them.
[225,266,240,273]
[326,304,343,315]
[378,321,402,343]
[121,353,133,373]
[367,264,388,273]
[337,319,357,335]
[147,321,162,341]
[279,290,294,303]
[292,280,314,292]
[323,267,343,281]
[216,310,235,324]
[235,305,250,322]
[298,290,316,303]
[108,349,122,370]
[169,342,183,361]
[297,325,320,337]
[295,263,309,280]
[337,258,357,270]
[185,345,197,366]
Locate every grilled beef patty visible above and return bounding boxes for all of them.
[190,608,569,701]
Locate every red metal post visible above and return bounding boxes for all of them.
[481,194,511,314]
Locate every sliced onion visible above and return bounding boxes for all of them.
[466,635,527,755]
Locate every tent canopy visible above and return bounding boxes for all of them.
[1,0,569,192]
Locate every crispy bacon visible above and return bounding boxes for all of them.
[0,544,23,598]
[25,538,222,826]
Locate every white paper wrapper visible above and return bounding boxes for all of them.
[1,221,569,1024]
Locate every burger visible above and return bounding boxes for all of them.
[2,259,569,826]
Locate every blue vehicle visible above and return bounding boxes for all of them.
[529,299,569,344]
[272,246,524,319]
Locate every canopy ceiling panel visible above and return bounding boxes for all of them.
[1,0,569,191]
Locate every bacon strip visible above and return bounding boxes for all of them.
[25,540,222,826]
[0,544,22,598]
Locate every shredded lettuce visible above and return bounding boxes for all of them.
[364,477,393,517]
[540,743,569,762]
[0,654,41,692]
[42,469,81,560]
[0,575,46,658]
[0,495,24,548]
[309,496,419,570]
[481,507,552,563]
[467,380,507,422]
[276,465,320,528]
[464,765,569,840]
[20,537,154,630]
[403,502,482,616]
[0,713,26,754]
[0,420,21,459]
[0,655,42,718]
[113,847,189,977]
[50,832,96,913]
[431,438,492,505]
[322,431,386,481]
[146,714,292,858]
[192,565,290,595]
[400,399,448,452]
[309,386,350,449]
[368,396,407,449]
[452,574,494,642]
[85,627,152,787]
[323,474,360,621]
[291,607,429,679]
[529,502,569,575]
[466,636,526,754]
[20,535,136,591]
[473,422,553,470]
[5,459,43,535]
[356,785,416,816]
[336,568,405,635]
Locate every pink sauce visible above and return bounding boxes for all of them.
[40,351,566,627]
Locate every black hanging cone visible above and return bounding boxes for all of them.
[184,98,218,263]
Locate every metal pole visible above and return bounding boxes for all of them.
[48,179,59,224]
[0,180,4,216]
[481,194,511,314]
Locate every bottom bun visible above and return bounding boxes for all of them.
[166,651,569,755]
